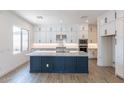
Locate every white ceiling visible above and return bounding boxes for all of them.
[13,10,107,25]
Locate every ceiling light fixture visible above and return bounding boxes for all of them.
[85,20,89,23]
[80,16,88,19]
[59,20,63,23]
[37,16,43,19]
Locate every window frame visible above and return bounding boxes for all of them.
[21,28,29,52]
[13,25,30,54]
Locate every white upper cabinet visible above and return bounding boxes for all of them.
[33,24,88,44]
[100,10,116,25]
[115,10,124,19]
[99,11,116,36]
[100,21,116,36]
[39,31,46,43]
[34,31,40,43]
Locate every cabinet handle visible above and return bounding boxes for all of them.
[115,39,116,45]
[105,29,107,35]
[71,40,73,43]
[115,12,117,19]
[46,64,49,68]
[105,17,107,23]
[115,30,117,36]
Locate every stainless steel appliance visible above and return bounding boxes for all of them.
[79,39,88,52]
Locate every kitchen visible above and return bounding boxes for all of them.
[0,10,124,83]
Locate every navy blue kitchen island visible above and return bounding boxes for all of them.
[27,51,88,73]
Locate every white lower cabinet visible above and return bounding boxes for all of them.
[88,49,97,59]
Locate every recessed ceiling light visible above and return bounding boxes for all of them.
[59,20,63,23]
[37,16,43,19]
[85,20,89,23]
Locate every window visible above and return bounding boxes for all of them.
[13,26,21,54]
[13,26,29,54]
[22,29,29,51]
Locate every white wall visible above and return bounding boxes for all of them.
[0,11,33,77]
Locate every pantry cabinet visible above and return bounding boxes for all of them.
[115,18,124,78]
[98,10,124,79]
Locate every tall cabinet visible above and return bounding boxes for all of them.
[115,17,124,78]
[98,10,124,79]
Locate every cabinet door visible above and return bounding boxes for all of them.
[88,49,97,59]
[78,31,83,39]
[30,56,41,72]
[66,31,71,43]
[76,57,88,73]
[51,31,56,43]
[46,31,52,43]
[54,57,65,73]
[100,22,116,36]
[40,31,46,43]
[34,31,40,43]
[100,11,116,25]
[71,31,78,43]
[107,21,116,35]
[116,10,124,19]
[64,57,76,73]
[115,19,124,78]
[41,57,53,72]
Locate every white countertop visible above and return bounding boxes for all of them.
[88,43,97,49]
[26,51,88,57]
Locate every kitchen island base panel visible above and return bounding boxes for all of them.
[30,56,88,73]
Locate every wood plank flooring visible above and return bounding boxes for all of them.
[0,59,124,83]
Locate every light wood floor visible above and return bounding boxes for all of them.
[0,59,124,83]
